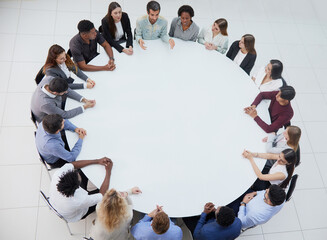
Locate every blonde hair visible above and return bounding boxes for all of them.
[97,189,129,232]
[287,126,301,151]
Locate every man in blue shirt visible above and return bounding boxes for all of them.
[35,114,86,168]
[193,203,241,240]
[135,1,175,50]
[131,205,182,240]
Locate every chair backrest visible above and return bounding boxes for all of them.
[295,145,301,167]
[67,49,72,58]
[40,190,68,222]
[286,174,298,202]
[98,25,103,33]
[31,111,38,129]
[35,66,45,85]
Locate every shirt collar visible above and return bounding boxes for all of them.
[41,85,56,98]
[177,17,194,31]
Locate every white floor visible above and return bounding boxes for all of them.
[0,0,327,239]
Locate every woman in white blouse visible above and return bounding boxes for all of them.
[251,59,284,92]
[242,148,296,191]
[89,187,142,240]
[198,18,229,54]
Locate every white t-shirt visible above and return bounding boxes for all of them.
[234,50,247,66]
[58,62,70,78]
[269,162,288,185]
[115,21,124,41]
[49,163,102,222]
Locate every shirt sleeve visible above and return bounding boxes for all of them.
[190,25,200,42]
[237,205,254,229]
[159,20,169,43]
[81,192,103,209]
[63,119,77,132]
[96,31,106,45]
[47,138,83,162]
[193,212,207,239]
[254,114,290,133]
[135,18,143,43]
[40,102,84,119]
[131,215,152,239]
[217,37,228,54]
[168,18,177,37]
[197,28,206,44]
[251,91,276,106]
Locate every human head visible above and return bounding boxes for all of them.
[48,77,68,95]
[147,1,160,24]
[279,86,296,101]
[97,188,128,231]
[213,18,228,36]
[266,185,286,206]
[215,206,235,227]
[42,114,64,134]
[45,44,66,67]
[284,126,301,151]
[240,34,256,54]
[152,211,170,234]
[56,169,81,197]
[77,20,97,40]
[269,59,283,79]
[108,2,122,22]
[177,5,194,27]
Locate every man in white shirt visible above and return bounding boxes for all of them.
[238,184,285,228]
[49,157,113,222]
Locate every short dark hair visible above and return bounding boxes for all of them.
[177,5,194,18]
[152,211,170,234]
[42,114,64,134]
[48,77,68,93]
[57,169,81,198]
[268,185,286,206]
[77,20,95,33]
[270,59,283,80]
[280,85,296,101]
[147,1,160,13]
[216,206,235,227]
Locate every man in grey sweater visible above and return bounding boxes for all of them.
[31,76,95,123]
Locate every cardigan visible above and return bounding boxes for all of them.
[101,12,133,53]
[45,64,89,90]
[226,40,256,75]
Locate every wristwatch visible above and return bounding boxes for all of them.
[240,202,247,206]
[109,57,115,61]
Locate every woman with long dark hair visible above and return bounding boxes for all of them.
[44,44,95,89]
[198,18,229,54]
[242,148,296,190]
[101,2,133,55]
[251,59,284,92]
[226,34,256,75]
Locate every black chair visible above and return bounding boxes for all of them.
[67,49,72,58]
[98,25,103,33]
[286,174,298,202]
[40,190,73,235]
[295,145,301,167]
[35,66,45,85]
[31,111,38,129]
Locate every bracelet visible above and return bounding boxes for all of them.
[109,57,115,61]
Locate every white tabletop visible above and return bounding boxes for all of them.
[65,38,270,217]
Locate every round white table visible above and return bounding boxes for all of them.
[66,38,269,217]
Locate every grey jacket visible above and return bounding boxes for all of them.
[31,76,84,122]
[45,65,88,90]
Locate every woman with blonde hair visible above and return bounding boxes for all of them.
[90,187,142,240]
[43,44,95,89]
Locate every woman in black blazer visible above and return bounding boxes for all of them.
[226,34,256,75]
[101,2,133,55]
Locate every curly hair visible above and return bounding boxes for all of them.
[97,189,129,232]
[177,5,194,18]
[56,170,80,197]
[216,206,235,227]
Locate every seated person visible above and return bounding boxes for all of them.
[168,5,199,42]
[135,1,175,50]
[44,44,95,89]
[244,86,296,133]
[31,76,96,123]
[226,34,256,75]
[101,2,133,55]
[131,205,183,240]
[234,185,285,229]
[89,187,142,240]
[193,203,241,240]
[35,114,85,168]
[242,149,296,191]
[251,59,284,92]
[49,157,113,222]
[198,18,229,54]
[69,20,116,71]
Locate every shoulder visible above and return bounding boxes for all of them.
[136,15,148,23]
[191,21,200,31]
[158,16,168,24]
[122,12,129,19]
[232,40,239,47]
[101,16,108,24]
